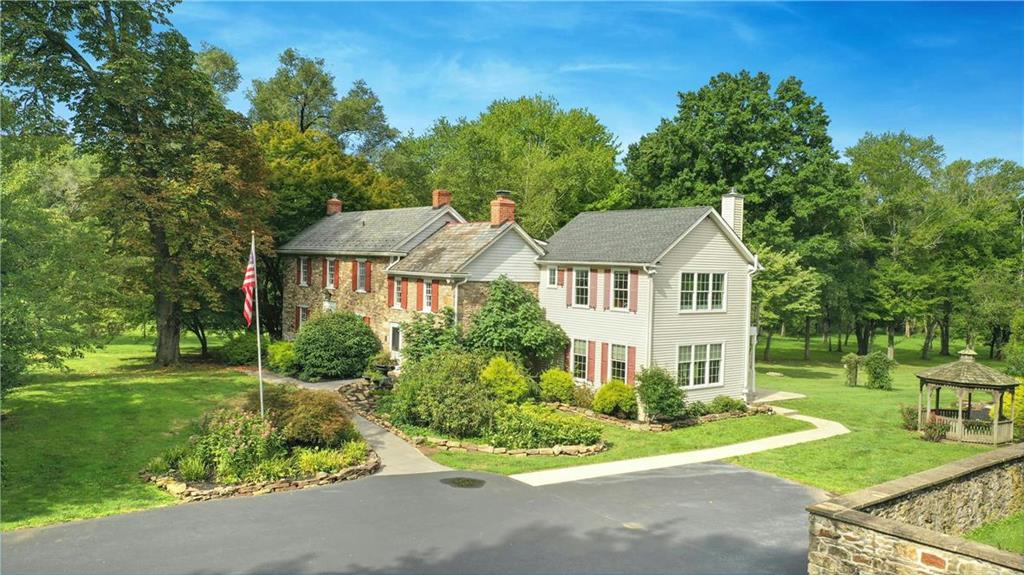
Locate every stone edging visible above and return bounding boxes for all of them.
[340,385,606,457]
[544,402,774,431]
[145,451,381,502]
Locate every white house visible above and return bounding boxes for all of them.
[536,192,759,403]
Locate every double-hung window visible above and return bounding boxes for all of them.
[357,261,368,292]
[610,344,626,381]
[574,268,589,306]
[547,267,558,287]
[572,339,588,380]
[680,272,725,311]
[298,257,310,286]
[423,281,433,312]
[297,305,310,328]
[612,270,629,310]
[393,278,403,308]
[677,343,723,387]
[326,258,336,289]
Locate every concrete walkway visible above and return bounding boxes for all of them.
[242,369,448,476]
[510,410,849,487]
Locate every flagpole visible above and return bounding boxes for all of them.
[252,230,265,419]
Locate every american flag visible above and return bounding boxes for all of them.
[242,240,257,327]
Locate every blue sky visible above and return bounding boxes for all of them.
[170,1,1023,163]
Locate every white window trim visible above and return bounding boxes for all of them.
[297,305,310,328]
[676,342,726,390]
[572,339,589,383]
[546,266,558,288]
[608,342,628,382]
[422,280,433,313]
[393,277,403,309]
[325,258,336,289]
[356,259,368,293]
[389,322,402,356]
[298,257,309,287]
[610,268,631,312]
[572,267,590,308]
[678,271,728,314]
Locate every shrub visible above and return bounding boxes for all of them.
[146,456,170,475]
[244,383,298,423]
[635,366,685,422]
[340,439,370,466]
[490,404,602,449]
[218,332,268,366]
[686,401,709,418]
[592,380,637,419]
[162,443,191,468]
[842,353,861,387]
[404,351,495,437]
[280,390,357,448]
[572,385,595,409]
[921,417,949,442]
[294,447,346,475]
[178,454,209,482]
[244,456,294,482]
[1005,309,1024,377]
[294,312,381,379]
[480,356,531,404]
[539,369,576,404]
[267,341,300,376]
[196,409,286,483]
[708,395,748,414]
[400,308,462,363]
[863,352,896,390]
[899,405,919,431]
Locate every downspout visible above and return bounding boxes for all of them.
[452,276,470,324]
[744,254,761,403]
[643,264,658,370]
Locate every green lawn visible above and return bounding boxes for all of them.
[966,510,1024,553]
[731,334,1000,494]
[1,334,254,531]
[420,414,812,475]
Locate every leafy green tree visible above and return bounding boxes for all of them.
[196,42,240,102]
[465,276,568,371]
[399,308,463,363]
[381,96,623,238]
[753,247,822,361]
[4,1,272,364]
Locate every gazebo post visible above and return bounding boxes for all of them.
[955,388,964,440]
[917,382,925,431]
[935,386,941,410]
[992,390,1002,445]
[1012,390,1017,440]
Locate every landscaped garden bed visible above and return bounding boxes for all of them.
[543,401,773,431]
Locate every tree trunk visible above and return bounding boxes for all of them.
[184,314,209,358]
[152,224,181,366]
[780,324,786,338]
[836,323,844,353]
[259,254,284,339]
[803,317,812,360]
[939,301,952,356]
[887,323,895,360]
[855,321,872,355]
[763,329,774,362]
[922,318,936,360]
[904,319,911,338]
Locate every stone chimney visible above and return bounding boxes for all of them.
[432,188,452,209]
[721,188,744,239]
[490,190,515,227]
[326,194,343,215]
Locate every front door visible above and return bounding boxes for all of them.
[389,323,402,362]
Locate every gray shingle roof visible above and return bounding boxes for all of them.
[538,207,712,264]
[916,350,1020,389]
[277,206,450,255]
[389,222,508,275]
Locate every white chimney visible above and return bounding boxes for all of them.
[721,188,744,239]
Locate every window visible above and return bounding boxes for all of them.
[357,261,368,292]
[572,339,588,380]
[547,267,558,287]
[299,257,310,286]
[679,272,725,311]
[326,258,336,289]
[612,270,629,310]
[393,278,403,308]
[423,281,433,312]
[677,343,724,387]
[390,324,401,353]
[610,344,626,381]
[574,268,589,306]
[298,305,310,328]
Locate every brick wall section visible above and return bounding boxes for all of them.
[457,281,539,329]
[806,444,1024,575]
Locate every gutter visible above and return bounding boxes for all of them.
[277,249,407,257]
[540,259,653,268]
[385,270,469,280]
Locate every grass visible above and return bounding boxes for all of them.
[1,333,254,531]
[415,413,812,475]
[731,334,1001,495]
[965,510,1024,553]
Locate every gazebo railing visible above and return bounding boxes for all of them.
[927,410,1014,444]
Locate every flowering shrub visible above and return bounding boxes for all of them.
[196,409,286,483]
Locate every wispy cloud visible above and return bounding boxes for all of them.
[908,34,960,49]
[557,62,641,74]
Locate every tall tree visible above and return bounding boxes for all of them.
[5,1,272,364]
[196,42,240,102]
[752,247,822,361]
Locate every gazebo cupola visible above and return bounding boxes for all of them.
[915,348,1019,444]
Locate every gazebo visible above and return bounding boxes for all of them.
[916,348,1019,445]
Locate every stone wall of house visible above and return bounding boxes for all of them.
[457,281,539,329]
[806,445,1024,575]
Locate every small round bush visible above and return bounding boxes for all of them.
[178,454,209,482]
[686,401,709,418]
[539,369,575,403]
[921,417,949,442]
[395,350,494,437]
[480,356,531,404]
[244,383,298,423]
[592,380,637,419]
[708,395,748,414]
[217,332,268,366]
[572,385,595,409]
[280,390,357,448]
[490,404,602,449]
[294,312,381,379]
[267,341,301,376]
[899,405,919,431]
[635,366,685,422]
[862,352,896,390]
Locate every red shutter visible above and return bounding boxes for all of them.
[589,269,598,309]
[565,270,573,307]
[604,269,611,310]
[557,268,565,286]
[365,261,372,293]
[322,258,327,288]
[362,315,371,326]
[416,280,424,310]
[587,341,596,382]
[351,260,357,292]
[431,280,440,312]
[402,278,410,310]
[626,346,637,386]
[295,258,301,285]
[387,277,395,307]
[294,306,300,331]
[629,270,639,313]
[601,342,609,383]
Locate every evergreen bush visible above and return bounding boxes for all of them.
[842,353,861,387]
[217,332,268,366]
[635,366,685,422]
[267,341,300,376]
[480,355,531,404]
[294,312,381,379]
[592,380,637,419]
[863,352,896,390]
[539,369,576,403]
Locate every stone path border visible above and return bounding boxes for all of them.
[510,409,850,486]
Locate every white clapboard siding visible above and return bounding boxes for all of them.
[538,265,651,385]
[650,217,751,402]
[463,230,540,282]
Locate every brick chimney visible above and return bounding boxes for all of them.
[326,194,343,215]
[490,190,516,227]
[720,188,744,239]
[432,188,452,209]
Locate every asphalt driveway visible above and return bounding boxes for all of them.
[2,462,820,574]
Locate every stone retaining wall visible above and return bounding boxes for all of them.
[545,402,773,431]
[806,444,1024,575]
[147,452,381,503]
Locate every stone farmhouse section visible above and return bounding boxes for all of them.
[806,443,1024,575]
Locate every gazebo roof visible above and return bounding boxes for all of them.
[916,349,1020,389]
